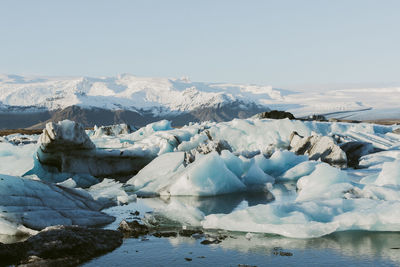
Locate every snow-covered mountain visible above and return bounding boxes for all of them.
[0,74,399,128]
[0,74,288,114]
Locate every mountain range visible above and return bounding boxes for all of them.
[0,74,399,129]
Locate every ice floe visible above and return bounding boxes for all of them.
[0,174,114,238]
[202,198,400,238]
[1,117,400,239]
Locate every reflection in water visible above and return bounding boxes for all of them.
[326,231,400,263]
[84,228,400,266]
[161,191,274,216]
[100,192,400,265]
[166,230,400,265]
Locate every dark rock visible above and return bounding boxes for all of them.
[93,123,135,137]
[289,131,347,168]
[6,136,37,145]
[340,141,381,168]
[304,114,327,121]
[0,225,122,266]
[179,229,204,237]
[255,110,295,120]
[191,233,205,239]
[237,150,261,159]
[279,251,293,256]
[200,239,221,245]
[118,220,149,238]
[153,231,178,238]
[195,139,232,155]
[184,151,196,165]
[185,258,193,261]
[331,134,356,144]
[130,210,140,216]
[272,246,293,256]
[185,138,232,165]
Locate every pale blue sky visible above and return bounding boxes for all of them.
[1,0,399,87]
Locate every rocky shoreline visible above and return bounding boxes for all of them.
[0,226,122,267]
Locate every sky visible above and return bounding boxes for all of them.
[1,0,399,87]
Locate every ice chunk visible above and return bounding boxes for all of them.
[164,152,246,196]
[0,174,114,236]
[177,133,209,152]
[39,120,95,150]
[220,150,245,177]
[194,139,232,155]
[202,198,400,238]
[26,159,100,188]
[0,142,37,176]
[4,134,38,145]
[127,152,186,196]
[253,154,269,172]
[279,161,320,182]
[34,120,154,182]
[87,178,136,207]
[374,160,400,186]
[57,178,77,188]
[262,150,308,176]
[361,184,400,201]
[296,163,353,201]
[359,150,400,169]
[129,151,272,196]
[151,199,205,227]
[242,161,275,186]
[130,120,173,141]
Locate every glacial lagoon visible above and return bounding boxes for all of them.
[85,197,400,267]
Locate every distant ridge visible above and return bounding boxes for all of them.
[0,102,267,129]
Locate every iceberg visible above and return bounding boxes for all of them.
[279,161,320,181]
[0,174,114,237]
[128,149,279,196]
[87,178,136,207]
[165,152,246,196]
[1,117,400,240]
[260,150,308,176]
[296,163,354,202]
[127,152,186,196]
[0,142,37,176]
[128,151,247,196]
[202,198,400,238]
[374,160,400,186]
[34,120,154,183]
